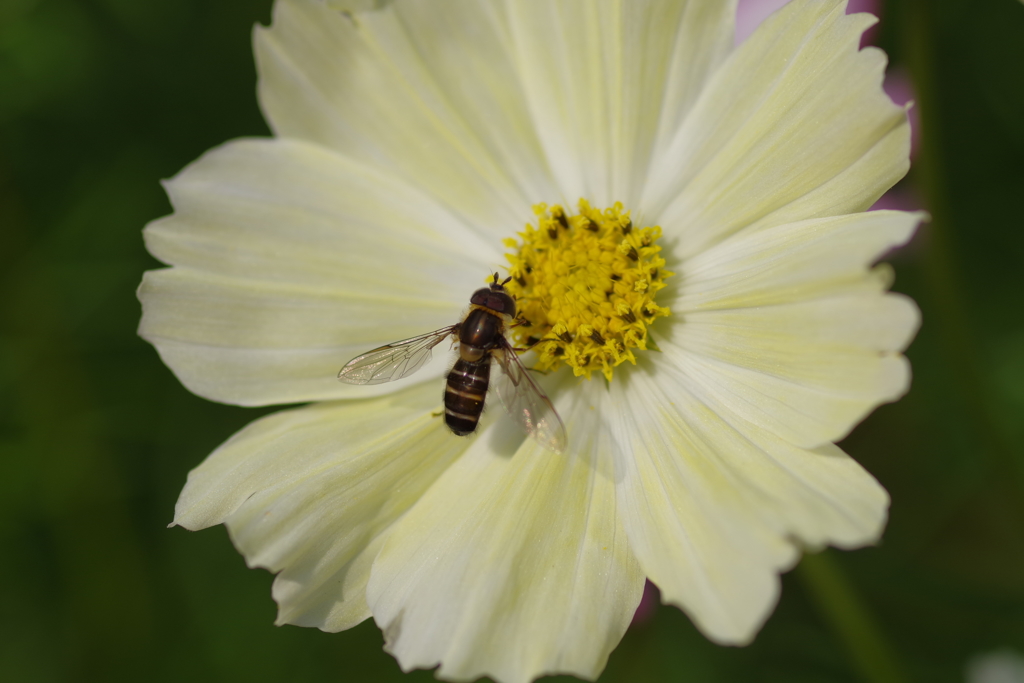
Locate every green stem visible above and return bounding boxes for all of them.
[797,552,906,683]
[904,0,1020,484]
[901,0,1024,560]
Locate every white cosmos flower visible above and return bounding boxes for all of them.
[138,0,922,681]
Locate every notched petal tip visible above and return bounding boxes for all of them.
[662,570,785,647]
[612,367,893,645]
[172,389,465,633]
[368,399,643,683]
[892,290,922,343]
[649,0,920,250]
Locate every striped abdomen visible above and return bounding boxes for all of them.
[444,358,490,436]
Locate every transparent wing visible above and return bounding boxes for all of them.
[337,326,457,385]
[493,339,568,453]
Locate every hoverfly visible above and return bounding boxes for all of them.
[337,274,567,453]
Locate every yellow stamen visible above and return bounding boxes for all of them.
[502,200,672,381]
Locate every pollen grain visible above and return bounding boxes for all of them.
[503,200,672,381]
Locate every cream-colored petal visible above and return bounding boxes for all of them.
[506,0,736,207]
[610,364,888,644]
[255,0,552,237]
[173,382,467,632]
[147,138,495,282]
[367,380,644,683]
[672,210,923,311]
[324,0,392,10]
[661,210,922,449]
[657,292,919,448]
[139,138,492,406]
[643,0,910,257]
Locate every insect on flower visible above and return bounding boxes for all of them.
[142,1,925,681]
[337,273,567,452]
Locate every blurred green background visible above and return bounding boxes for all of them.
[1,0,1023,681]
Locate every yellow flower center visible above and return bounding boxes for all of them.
[503,200,672,381]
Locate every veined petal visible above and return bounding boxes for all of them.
[610,365,888,644]
[657,292,918,448]
[672,210,924,311]
[644,0,910,257]
[256,0,552,236]
[661,210,922,447]
[324,0,393,10]
[367,380,644,683]
[139,138,492,406]
[148,1,923,679]
[506,0,736,207]
[146,138,495,283]
[173,382,466,632]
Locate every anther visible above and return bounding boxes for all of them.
[502,200,672,380]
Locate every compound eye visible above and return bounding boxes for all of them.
[469,288,492,307]
[498,292,516,317]
[486,293,514,314]
[470,288,516,314]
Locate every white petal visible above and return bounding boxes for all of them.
[367,380,644,683]
[657,292,919,448]
[659,209,921,460]
[506,0,736,207]
[644,0,910,256]
[255,0,553,235]
[173,382,467,632]
[673,210,924,311]
[324,0,392,10]
[139,138,492,406]
[610,365,888,644]
[734,0,791,46]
